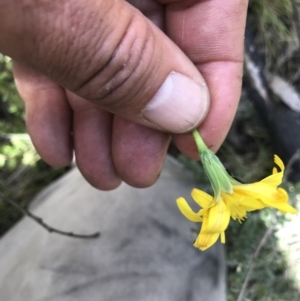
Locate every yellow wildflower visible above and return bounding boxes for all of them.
[176,130,297,251]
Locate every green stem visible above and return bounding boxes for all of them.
[192,129,208,155]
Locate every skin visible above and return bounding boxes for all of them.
[0,0,248,190]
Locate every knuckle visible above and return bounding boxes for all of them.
[74,14,156,112]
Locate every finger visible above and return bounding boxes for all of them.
[173,62,243,159]
[13,62,73,167]
[67,92,121,191]
[161,0,248,156]
[112,116,170,188]
[1,0,210,133]
[127,0,164,29]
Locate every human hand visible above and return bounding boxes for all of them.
[0,0,248,190]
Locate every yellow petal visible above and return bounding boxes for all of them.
[191,188,213,208]
[198,208,208,217]
[234,183,287,204]
[205,198,231,233]
[193,231,220,251]
[259,155,284,186]
[176,197,203,222]
[277,203,297,214]
[234,185,297,214]
[230,192,265,210]
[192,199,230,250]
[220,231,226,244]
[193,211,221,250]
[262,198,297,213]
[274,154,285,172]
[259,172,283,187]
[259,189,297,214]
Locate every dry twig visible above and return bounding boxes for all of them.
[236,227,274,301]
[0,192,100,239]
[284,149,300,181]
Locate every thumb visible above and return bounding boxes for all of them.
[0,0,209,133]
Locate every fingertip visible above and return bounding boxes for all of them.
[142,72,210,133]
[37,145,73,168]
[24,90,73,167]
[13,63,74,168]
[112,117,170,188]
[68,93,122,191]
[118,168,161,189]
[78,168,122,191]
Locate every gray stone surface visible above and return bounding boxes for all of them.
[0,156,226,301]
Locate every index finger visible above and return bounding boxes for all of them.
[161,0,248,157]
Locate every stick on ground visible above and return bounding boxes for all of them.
[0,192,100,239]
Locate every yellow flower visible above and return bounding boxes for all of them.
[177,155,297,251]
[176,130,297,251]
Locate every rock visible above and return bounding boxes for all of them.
[0,156,225,301]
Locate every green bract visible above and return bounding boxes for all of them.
[192,130,239,201]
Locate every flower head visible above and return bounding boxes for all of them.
[176,131,297,251]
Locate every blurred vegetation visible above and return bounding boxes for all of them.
[0,55,25,132]
[223,2,300,298]
[249,0,295,67]
[222,99,300,301]
[0,55,70,236]
[248,0,300,83]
